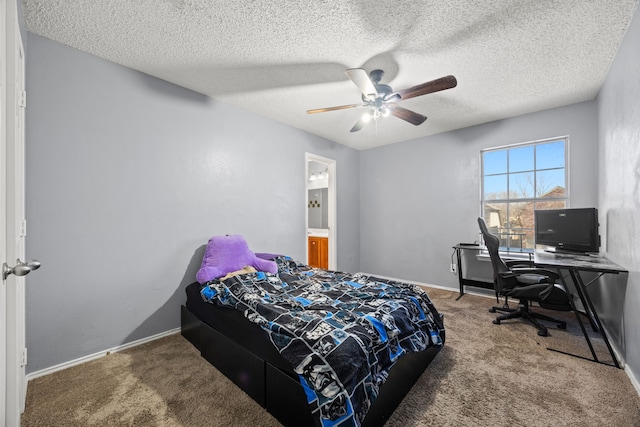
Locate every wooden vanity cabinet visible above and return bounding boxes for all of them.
[308,236,328,269]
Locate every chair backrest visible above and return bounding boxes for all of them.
[478,217,515,294]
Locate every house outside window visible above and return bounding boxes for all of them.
[481,137,568,251]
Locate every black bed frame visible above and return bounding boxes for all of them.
[181,304,444,426]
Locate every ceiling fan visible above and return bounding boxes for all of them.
[307,69,457,132]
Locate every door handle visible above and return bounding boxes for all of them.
[2,259,41,280]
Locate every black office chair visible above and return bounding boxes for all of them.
[478,217,574,337]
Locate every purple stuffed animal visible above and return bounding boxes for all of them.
[196,234,278,284]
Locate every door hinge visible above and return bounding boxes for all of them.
[20,348,27,367]
[19,90,26,108]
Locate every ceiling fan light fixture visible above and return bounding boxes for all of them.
[307,68,456,133]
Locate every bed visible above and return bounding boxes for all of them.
[181,238,445,427]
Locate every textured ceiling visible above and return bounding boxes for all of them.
[23,0,639,150]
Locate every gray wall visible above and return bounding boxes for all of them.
[24,34,360,373]
[359,101,599,289]
[598,5,640,384]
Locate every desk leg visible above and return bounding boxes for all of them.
[567,274,598,332]
[555,268,599,363]
[455,248,464,300]
[569,269,621,369]
[554,266,597,330]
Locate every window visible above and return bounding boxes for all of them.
[481,137,567,251]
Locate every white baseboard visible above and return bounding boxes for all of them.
[626,365,640,397]
[26,328,181,381]
[358,271,495,299]
[357,271,451,291]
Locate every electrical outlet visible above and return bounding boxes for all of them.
[450,263,456,274]
[20,348,27,367]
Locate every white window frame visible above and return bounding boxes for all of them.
[480,136,569,251]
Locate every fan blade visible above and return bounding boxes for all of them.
[345,68,378,100]
[350,117,368,133]
[391,105,427,126]
[396,75,457,100]
[307,103,363,114]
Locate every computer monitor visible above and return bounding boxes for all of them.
[534,208,600,253]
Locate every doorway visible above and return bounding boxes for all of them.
[305,153,336,270]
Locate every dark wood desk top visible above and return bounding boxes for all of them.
[453,245,534,259]
[533,250,627,273]
[452,244,484,250]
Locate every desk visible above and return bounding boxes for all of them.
[453,244,532,300]
[452,244,492,300]
[533,250,627,368]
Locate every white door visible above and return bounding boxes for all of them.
[1,0,8,422]
[3,1,30,425]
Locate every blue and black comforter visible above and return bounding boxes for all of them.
[200,256,445,427]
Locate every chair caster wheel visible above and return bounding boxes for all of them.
[558,323,567,329]
[489,308,496,313]
[538,330,548,337]
[493,319,501,325]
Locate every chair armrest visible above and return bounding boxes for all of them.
[510,267,560,282]
[505,259,533,268]
[498,271,518,279]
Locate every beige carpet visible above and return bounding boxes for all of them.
[22,288,640,426]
